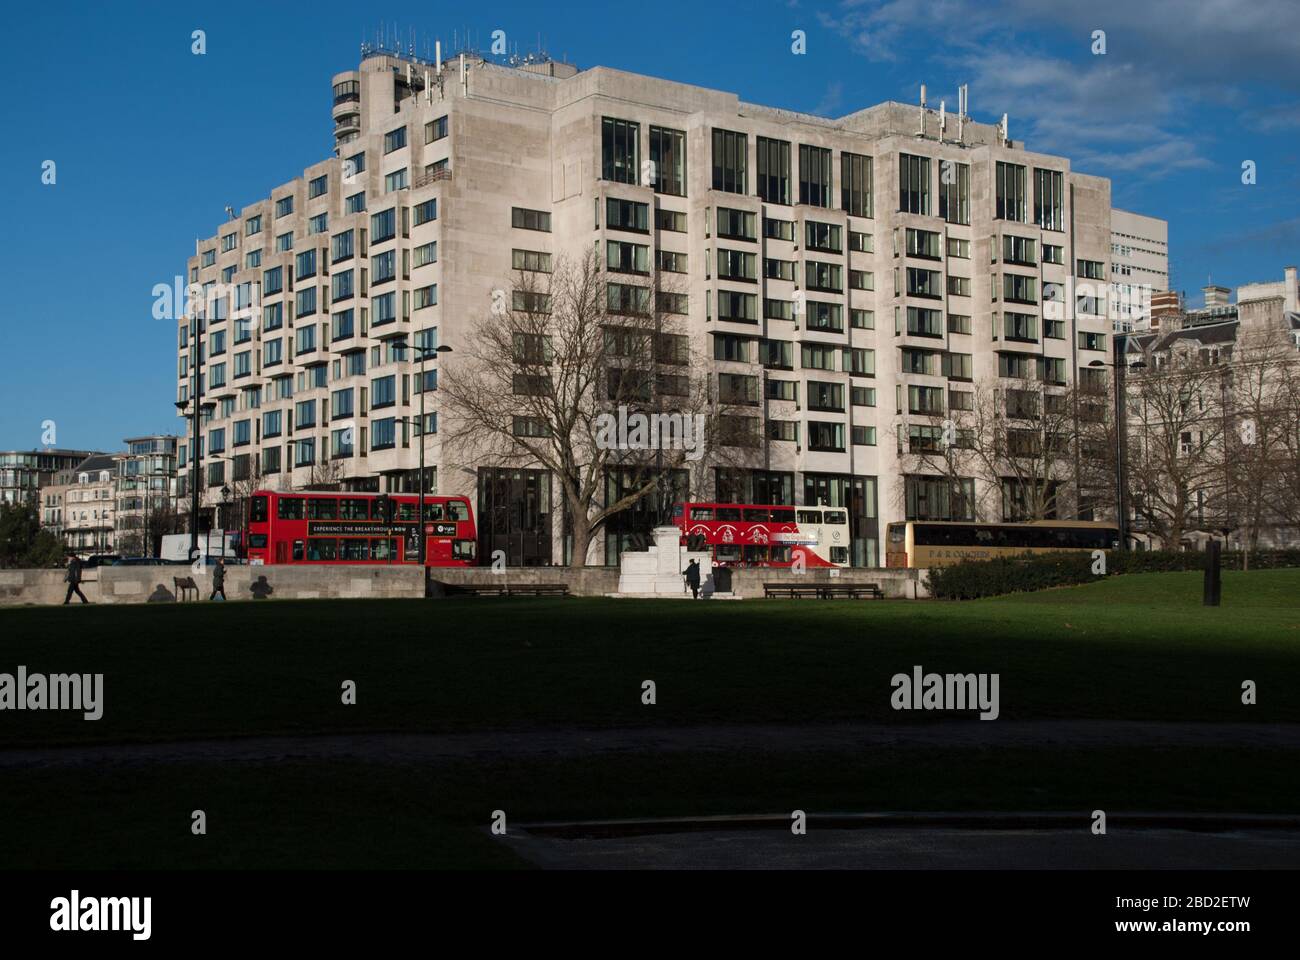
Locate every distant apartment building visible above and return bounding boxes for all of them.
[44,455,118,555]
[1126,266,1300,550]
[1,449,99,506]
[1109,208,1169,332]
[178,49,1138,566]
[114,435,180,554]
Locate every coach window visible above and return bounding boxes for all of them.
[771,508,795,523]
[717,507,742,521]
[830,546,850,564]
[309,498,338,520]
[308,538,338,561]
[743,508,769,522]
[340,499,369,520]
[447,501,470,522]
[797,510,822,524]
[422,502,444,521]
[279,498,305,520]
[248,534,268,550]
[824,510,848,525]
[292,540,304,560]
[341,539,370,561]
[716,544,741,564]
[250,496,268,522]
[742,545,767,564]
[691,507,714,521]
[770,544,792,563]
[397,502,417,522]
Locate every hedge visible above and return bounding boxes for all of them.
[924,549,1300,600]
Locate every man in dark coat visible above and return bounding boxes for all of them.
[63,556,89,605]
[683,559,701,599]
[210,558,227,601]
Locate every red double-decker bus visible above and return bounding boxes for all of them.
[245,490,477,566]
[671,502,850,568]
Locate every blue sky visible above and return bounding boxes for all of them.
[3,0,1298,452]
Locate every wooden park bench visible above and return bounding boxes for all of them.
[450,582,570,598]
[173,576,200,602]
[764,582,883,600]
[506,583,569,597]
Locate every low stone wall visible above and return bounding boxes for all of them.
[0,563,920,605]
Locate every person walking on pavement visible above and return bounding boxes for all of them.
[210,557,227,601]
[63,555,89,605]
[683,558,701,599]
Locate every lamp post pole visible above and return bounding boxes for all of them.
[392,340,452,596]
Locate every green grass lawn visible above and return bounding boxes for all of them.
[1,569,1297,747]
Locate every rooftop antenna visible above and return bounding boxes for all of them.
[919,84,927,137]
[958,84,968,143]
[939,99,946,142]
[1000,112,1009,145]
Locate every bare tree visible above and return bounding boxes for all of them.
[440,251,724,566]
[1225,327,1300,558]
[1124,352,1227,548]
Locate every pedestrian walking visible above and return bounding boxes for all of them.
[210,558,227,601]
[683,558,701,599]
[63,555,89,605]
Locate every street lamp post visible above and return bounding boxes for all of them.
[1090,333,1145,551]
[388,339,452,596]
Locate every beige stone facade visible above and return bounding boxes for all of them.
[178,52,1136,566]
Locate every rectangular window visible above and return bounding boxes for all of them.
[384,168,408,193]
[372,249,396,284]
[413,199,436,225]
[1034,168,1064,230]
[938,160,970,225]
[841,152,873,218]
[898,154,931,215]
[1043,244,1064,265]
[383,127,407,154]
[332,230,354,263]
[947,237,970,259]
[1077,259,1106,280]
[274,196,293,218]
[906,268,942,299]
[757,137,791,205]
[805,261,842,293]
[906,228,941,259]
[712,129,748,194]
[717,248,757,281]
[371,208,396,243]
[717,290,757,322]
[798,144,832,207]
[601,117,640,184]
[1003,234,1037,266]
[649,126,686,196]
[308,175,328,199]
[276,232,292,252]
[512,248,551,273]
[606,198,649,233]
[345,192,365,214]
[716,207,756,241]
[656,208,686,232]
[996,162,1028,222]
[425,115,448,143]
[414,240,438,268]
[806,221,842,253]
[245,214,262,236]
[331,309,354,340]
[415,285,437,309]
[307,212,328,236]
[1003,274,1038,304]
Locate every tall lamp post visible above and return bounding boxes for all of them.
[1090,333,1145,551]
[175,396,215,562]
[390,339,452,596]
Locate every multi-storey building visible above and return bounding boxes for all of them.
[177,49,1137,566]
[44,455,118,555]
[114,435,180,555]
[3,449,98,506]
[1109,208,1169,332]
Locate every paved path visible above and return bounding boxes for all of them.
[503,826,1300,869]
[3,720,1299,769]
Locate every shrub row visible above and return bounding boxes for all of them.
[924,549,1300,600]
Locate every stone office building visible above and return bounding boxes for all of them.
[177,47,1132,566]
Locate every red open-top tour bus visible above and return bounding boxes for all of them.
[246,489,477,566]
[672,501,850,567]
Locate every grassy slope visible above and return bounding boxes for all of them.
[1,569,1296,747]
